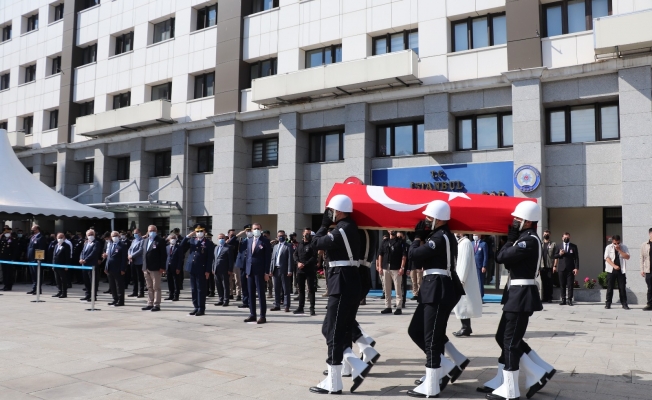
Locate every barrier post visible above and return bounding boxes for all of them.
[31,260,45,303]
[86,266,100,311]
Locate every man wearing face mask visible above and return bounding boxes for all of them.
[232,225,252,309]
[378,230,407,315]
[540,230,556,303]
[270,230,295,312]
[26,225,48,295]
[141,225,167,312]
[472,234,488,300]
[0,228,18,291]
[79,229,102,302]
[103,231,128,307]
[212,233,234,307]
[244,223,272,324]
[128,229,145,298]
[293,228,318,315]
[180,224,214,316]
[553,232,579,306]
[165,234,183,302]
[50,233,72,298]
[227,229,241,301]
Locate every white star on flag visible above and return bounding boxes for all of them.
[442,192,471,201]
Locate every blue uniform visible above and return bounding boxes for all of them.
[180,237,215,312]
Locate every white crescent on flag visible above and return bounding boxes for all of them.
[366,186,430,212]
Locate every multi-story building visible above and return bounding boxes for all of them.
[3,0,652,297]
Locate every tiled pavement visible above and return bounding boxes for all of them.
[0,281,651,400]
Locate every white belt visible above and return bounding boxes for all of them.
[423,268,450,277]
[329,261,359,267]
[359,260,371,267]
[511,279,536,286]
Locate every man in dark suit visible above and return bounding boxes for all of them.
[212,233,234,307]
[128,229,145,298]
[230,225,251,309]
[104,231,127,307]
[165,234,183,301]
[473,235,488,299]
[50,232,72,298]
[270,230,294,313]
[180,223,214,316]
[79,229,102,301]
[293,228,317,315]
[244,223,272,324]
[142,225,167,312]
[0,228,19,291]
[26,225,48,295]
[553,232,579,306]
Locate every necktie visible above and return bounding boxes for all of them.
[252,238,257,252]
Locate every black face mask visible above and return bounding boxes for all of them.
[563,238,569,243]
[512,219,522,230]
[304,235,311,241]
[424,218,433,229]
[543,234,550,240]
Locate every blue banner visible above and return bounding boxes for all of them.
[371,161,514,196]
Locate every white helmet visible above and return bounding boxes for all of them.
[327,195,353,213]
[422,200,450,221]
[511,201,540,222]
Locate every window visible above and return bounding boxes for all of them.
[456,113,513,151]
[51,56,61,75]
[197,4,217,30]
[1,25,11,42]
[48,110,59,130]
[452,13,506,52]
[253,0,278,13]
[83,161,94,184]
[305,45,342,69]
[547,103,619,144]
[25,64,36,83]
[154,151,172,177]
[112,92,131,109]
[373,30,419,55]
[81,0,100,11]
[376,122,425,157]
[543,0,611,37]
[309,132,343,163]
[252,138,278,167]
[151,82,172,101]
[115,31,133,55]
[0,73,9,90]
[153,18,175,44]
[116,156,130,180]
[0,121,7,130]
[23,116,33,135]
[249,58,277,88]
[197,146,214,173]
[26,14,39,32]
[78,100,94,117]
[151,218,170,235]
[194,72,214,99]
[53,4,64,21]
[81,44,97,65]
[195,216,212,232]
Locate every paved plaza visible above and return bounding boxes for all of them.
[0,281,651,400]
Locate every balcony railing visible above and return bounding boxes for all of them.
[76,99,173,136]
[594,9,652,56]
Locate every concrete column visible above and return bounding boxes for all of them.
[57,147,82,197]
[424,93,454,154]
[278,113,310,234]
[211,115,248,234]
[344,103,374,184]
[169,130,188,233]
[127,138,151,231]
[619,66,652,297]
[93,144,117,204]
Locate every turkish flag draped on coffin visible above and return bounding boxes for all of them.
[326,183,537,234]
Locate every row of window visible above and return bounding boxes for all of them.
[0,1,70,43]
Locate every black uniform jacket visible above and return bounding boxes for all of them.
[496,228,544,313]
[311,217,361,297]
[409,224,459,306]
[0,237,19,261]
[294,240,317,272]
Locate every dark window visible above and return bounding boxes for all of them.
[194,72,215,99]
[78,100,94,117]
[252,138,278,167]
[0,73,9,90]
[1,25,11,42]
[456,113,513,151]
[154,151,172,177]
[112,92,131,109]
[83,161,94,183]
[26,14,38,32]
[23,116,33,135]
[115,31,133,55]
[197,4,217,30]
[543,0,612,37]
[452,13,506,52]
[81,44,97,65]
[0,121,7,130]
[153,18,175,44]
[546,102,619,144]
[309,131,344,163]
[195,216,212,231]
[249,58,277,88]
[49,110,59,130]
[151,217,170,235]
[82,0,100,10]
[197,146,214,173]
[376,122,425,157]
[372,29,418,55]
[53,165,57,187]
[51,56,61,75]
[305,45,342,68]
[25,64,36,83]
[53,4,64,21]
[116,156,130,180]
[253,0,278,13]
[151,82,172,101]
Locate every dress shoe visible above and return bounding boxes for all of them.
[103,289,111,294]
[622,304,630,310]
[270,306,281,311]
[643,305,652,311]
[236,295,241,301]
[605,303,611,309]
[142,305,154,311]
[215,301,224,306]
[137,293,145,298]
[128,293,137,297]
[173,296,179,301]
[189,310,198,316]
[257,317,266,324]
[453,329,472,337]
[568,299,574,306]
[195,310,205,316]
[114,302,124,307]
[244,316,257,323]
[80,297,90,301]
[229,295,234,300]
[360,299,367,306]
[207,293,215,297]
[293,308,305,314]
[284,308,290,312]
[394,308,402,315]
[238,304,249,309]
[165,296,174,301]
[310,309,316,316]
[59,294,67,298]
[151,306,161,312]
[108,302,116,306]
[222,302,229,307]
[52,293,62,297]
[26,290,35,295]
[380,294,385,299]
[381,308,392,314]
[267,293,273,298]
[559,300,566,306]
[294,296,300,301]
[402,304,406,309]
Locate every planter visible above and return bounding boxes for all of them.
[552,287,643,304]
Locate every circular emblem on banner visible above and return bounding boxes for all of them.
[514,165,541,193]
[343,177,364,185]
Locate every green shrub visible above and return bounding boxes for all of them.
[598,271,617,289]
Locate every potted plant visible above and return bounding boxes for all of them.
[583,277,597,289]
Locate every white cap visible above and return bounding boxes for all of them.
[422,200,451,221]
[511,201,540,222]
[326,195,353,213]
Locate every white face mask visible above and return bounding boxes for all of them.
[87,236,95,242]
[120,235,126,240]
[170,239,177,245]
[112,237,120,243]
[473,235,479,241]
[57,238,64,243]
[196,232,205,239]
[4,233,10,238]
[252,229,261,238]
[246,231,253,238]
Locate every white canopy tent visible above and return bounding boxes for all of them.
[0,130,113,219]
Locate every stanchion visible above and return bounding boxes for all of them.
[85,265,100,311]
[30,260,45,303]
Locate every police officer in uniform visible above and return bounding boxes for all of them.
[310,195,372,395]
[293,228,318,315]
[481,202,556,400]
[180,224,215,316]
[0,228,18,291]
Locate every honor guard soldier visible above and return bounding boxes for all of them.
[310,195,372,395]
[180,224,215,316]
[0,228,18,291]
[480,201,556,400]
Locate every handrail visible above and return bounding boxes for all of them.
[148,175,181,202]
[104,180,138,204]
[71,184,95,201]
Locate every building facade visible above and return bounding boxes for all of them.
[2,0,652,298]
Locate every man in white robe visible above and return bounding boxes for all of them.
[452,233,483,336]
